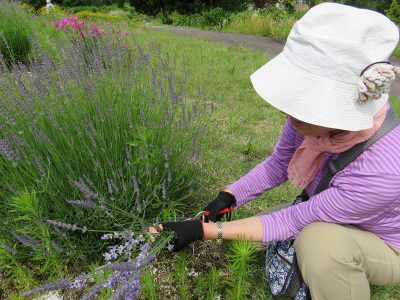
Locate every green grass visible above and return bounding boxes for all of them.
[393,45,400,58]
[221,9,302,40]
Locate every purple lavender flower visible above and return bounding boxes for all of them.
[109,275,141,300]
[100,254,156,272]
[34,158,46,177]
[2,243,17,255]
[47,220,87,233]
[131,176,140,196]
[23,278,72,297]
[68,272,94,289]
[73,177,98,199]
[161,180,167,201]
[50,240,65,254]
[135,196,142,212]
[107,178,115,194]
[12,231,42,250]
[80,281,106,300]
[163,144,169,161]
[0,139,20,161]
[65,199,97,209]
[168,170,172,183]
[98,197,114,218]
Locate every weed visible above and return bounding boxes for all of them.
[174,252,190,299]
[227,239,257,299]
[194,266,222,300]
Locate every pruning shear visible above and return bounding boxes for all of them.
[185,208,234,222]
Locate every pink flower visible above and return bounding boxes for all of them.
[98,29,105,35]
[57,22,64,30]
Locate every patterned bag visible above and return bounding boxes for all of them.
[266,194,311,300]
[265,108,399,299]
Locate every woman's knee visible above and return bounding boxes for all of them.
[294,222,361,278]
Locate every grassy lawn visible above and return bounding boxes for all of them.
[1,7,400,299]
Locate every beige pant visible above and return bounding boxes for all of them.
[257,203,400,300]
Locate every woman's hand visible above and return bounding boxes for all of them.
[203,190,236,222]
[149,220,204,252]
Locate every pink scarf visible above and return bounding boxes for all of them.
[288,105,388,188]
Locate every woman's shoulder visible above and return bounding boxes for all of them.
[345,124,400,175]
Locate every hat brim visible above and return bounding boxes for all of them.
[250,52,388,131]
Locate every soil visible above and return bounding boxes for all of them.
[146,240,229,300]
[149,25,400,98]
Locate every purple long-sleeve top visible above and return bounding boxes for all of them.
[228,116,400,249]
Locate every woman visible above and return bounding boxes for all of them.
[150,3,400,299]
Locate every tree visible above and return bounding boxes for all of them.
[128,0,247,15]
[253,0,279,9]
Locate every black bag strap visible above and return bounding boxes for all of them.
[314,108,400,195]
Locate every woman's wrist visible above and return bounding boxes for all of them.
[202,222,218,240]
[202,217,263,242]
[223,188,234,196]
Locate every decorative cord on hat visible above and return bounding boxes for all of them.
[357,61,400,103]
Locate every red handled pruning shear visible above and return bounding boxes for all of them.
[186,208,234,222]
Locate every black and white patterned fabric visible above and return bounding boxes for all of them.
[265,196,311,300]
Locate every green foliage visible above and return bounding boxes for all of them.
[227,239,257,299]
[202,7,231,28]
[170,8,232,30]
[23,0,125,9]
[194,266,222,299]
[174,252,190,299]
[0,23,211,269]
[140,271,159,299]
[282,0,296,13]
[21,0,43,10]
[222,8,301,39]
[387,0,400,24]
[128,0,247,15]
[309,0,391,13]
[0,1,32,67]
[253,0,279,8]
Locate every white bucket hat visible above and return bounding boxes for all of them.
[251,3,400,131]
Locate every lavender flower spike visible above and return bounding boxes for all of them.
[2,243,17,255]
[12,232,41,250]
[66,199,97,209]
[73,177,98,199]
[0,139,19,161]
[80,281,106,300]
[23,278,71,297]
[99,254,156,272]
[47,220,87,233]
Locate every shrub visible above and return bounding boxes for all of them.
[0,17,212,273]
[170,8,232,30]
[21,0,43,9]
[0,1,32,67]
[386,0,400,24]
[253,0,279,8]
[222,9,299,39]
[201,7,231,29]
[128,0,247,15]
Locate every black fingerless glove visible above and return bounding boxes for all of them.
[162,220,203,252]
[203,191,236,222]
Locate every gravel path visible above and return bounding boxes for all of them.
[149,25,400,97]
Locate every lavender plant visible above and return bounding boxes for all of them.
[0,4,215,295]
[20,227,175,299]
